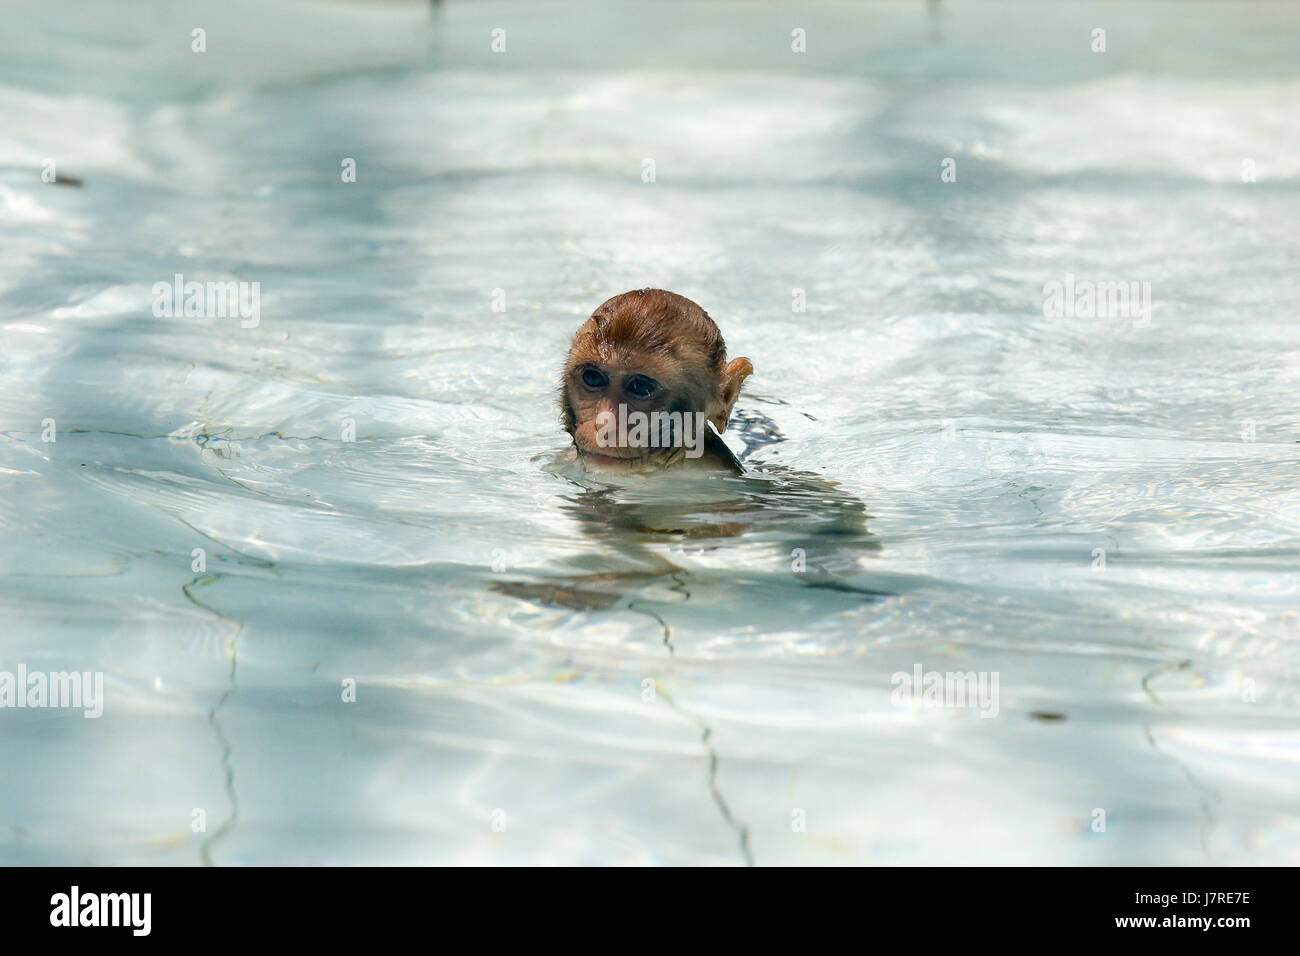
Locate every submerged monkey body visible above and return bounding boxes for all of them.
[561,289,752,474]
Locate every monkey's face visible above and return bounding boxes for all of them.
[559,290,753,469]
[563,350,708,463]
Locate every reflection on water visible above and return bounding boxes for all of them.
[494,432,887,610]
[1,0,1299,865]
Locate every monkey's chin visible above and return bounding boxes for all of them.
[574,444,684,472]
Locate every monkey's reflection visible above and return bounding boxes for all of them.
[492,410,890,611]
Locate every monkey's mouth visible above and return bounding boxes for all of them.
[575,441,680,464]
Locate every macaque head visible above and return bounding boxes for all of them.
[561,289,753,466]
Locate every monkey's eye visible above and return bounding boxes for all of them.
[624,375,659,399]
[580,366,608,390]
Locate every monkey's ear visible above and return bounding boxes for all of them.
[710,356,753,432]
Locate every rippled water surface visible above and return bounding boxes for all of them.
[2,0,1299,864]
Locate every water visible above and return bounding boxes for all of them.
[1,0,1298,865]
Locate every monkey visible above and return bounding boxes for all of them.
[559,289,753,473]
[489,290,897,612]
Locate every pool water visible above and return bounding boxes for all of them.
[1,0,1299,865]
